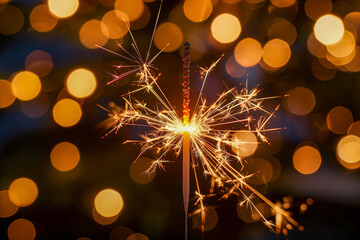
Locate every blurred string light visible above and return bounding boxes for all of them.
[11,71,41,101]
[268,18,297,46]
[293,145,322,175]
[66,68,97,98]
[80,19,108,49]
[48,0,79,19]
[0,4,24,35]
[8,178,38,207]
[0,79,16,108]
[20,94,49,119]
[154,22,183,52]
[283,87,316,116]
[211,13,241,43]
[30,4,58,33]
[231,131,258,157]
[183,0,213,23]
[25,50,53,77]
[50,142,80,172]
[326,106,353,135]
[0,190,19,218]
[101,10,129,39]
[94,189,124,218]
[52,98,82,127]
[7,218,36,240]
[304,0,332,20]
[262,39,291,68]
[92,207,119,225]
[337,135,360,164]
[114,0,144,22]
[234,38,262,67]
[314,14,344,45]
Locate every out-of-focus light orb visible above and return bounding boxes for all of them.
[94,189,124,218]
[129,157,156,184]
[127,233,150,240]
[326,106,353,135]
[284,86,316,115]
[80,19,108,49]
[101,10,130,39]
[314,14,344,45]
[8,178,38,207]
[183,0,212,23]
[347,121,360,137]
[11,71,41,101]
[0,80,16,108]
[154,22,183,52]
[7,219,36,240]
[234,38,262,67]
[262,39,291,68]
[211,14,241,44]
[50,142,80,172]
[66,68,97,98]
[48,0,79,19]
[337,135,360,164]
[270,0,295,8]
[311,59,337,81]
[0,190,19,218]
[222,0,242,4]
[247,158,274,185]
[0,5,24,35]
[344,12,360,45]
[192,207,218,231]
[52,98,82,127]
[30,4,58,32]
[293,145,322,175]
[110,226,134,240]
[131,5,151,30]
[114,0,144,22]
[307,32,327,58]
[225,56,246,78]
[25,50,53,77]
[305,0,332,20]
[92,207,119,225]
[232,131,258,157]
[327,31,356,58]
[268,19,297,45]
[20,94,49,119]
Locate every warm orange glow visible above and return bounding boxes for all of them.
[305,0,332,20]
[94,189,124,218]
[30,4,58,32]
[311,59,337,81]
[270,0,295,8]
[0,80,16,108]
[114,0,144,22]
[211,14,241,44]
[314,14,344,45]
[92,207,119,225]
[25,50,53,77]
[154,22,183,52]
[109,226,134,239]
[8,178,38,207]
[129,157,156,184]
[101,10,129,39]
[52,98,82,127]
[327,31,356,58]
[307,32,327,58]
[48,0,79,19]
[7,219,36,240]
[247,158,274,185]
[284,87,316,115]
[232,131,258,157]
[80,19,108,49]
[234,38,262,67]
[293,145,322,175]
[262,39,291,68]
[0,5,24,35]
[50,142,80,172]
[0,190,19,218]
[11,71,41,101]
[127,233,150,240]
[337,135,360,164]
[20,94,49,119]
[183,0,212,23]
[268,19,297,45]
[326,106,353,135]
[225,56,246,78]
[347,121,360,137]
[192,206,218,231]
[66,68,97,98]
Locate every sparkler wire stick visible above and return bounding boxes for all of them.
[182,41,191,240]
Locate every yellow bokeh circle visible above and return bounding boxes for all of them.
[94,189,124,218]
[52,98,82,127]
[66,68,97,98]
[8,178,38,207]
[11,71,41,101]
[48,0,79,19]
[211,13,241,44]
[50,142,80,172]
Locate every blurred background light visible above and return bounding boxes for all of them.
[0,4,24,35]
[114,0,144,22]
[270,0,296,8]
[101,10,130,39]
[232,131,258,157]
[304,0,332,20]
[7,218,36,240]
[25,50,53,77]
[262,39,291,68]
[283,86,316,116]
[129,157,156,184]
[183,0,212,23]
[337,135,360,164]
[192,207,218,231]
[11,71,41,101]
[50,142,80,172]
[52,98,82,127]
[79,19,109,49]
[30,4,58,33]
[0,190,19,218]
[48,0,79,19]
[0,79,16,108]
[66,68,97,98]
[8,178,38,207]
[314,14,344,45]
[154,22,183,52]
[211,13,241,44]
[293,145,322,175]
[234,38,262,67]
[326,106,353,135]
[94,189,124,218]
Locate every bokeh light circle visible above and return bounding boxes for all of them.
[0,80,16,108]
[52,98,82,127]
[262,39,291,68]
[183,0,212,23]
[11,71,41,101]
[211,14,241,44]
[48,0,79,19]
[8,178,38,207]
[234,38,262,67]
[66,68,97,98]
[314,14,344,45]
[293,145,322,175]
[50,142,80,172]
[326,106,353,135]
[94,189,124,218]
[154,22,183,52]
[337,135,360,164]
[284,86,316,116]
[7,218,36,240]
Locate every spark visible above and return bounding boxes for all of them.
[98,0,301,236]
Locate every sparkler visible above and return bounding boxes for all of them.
[99,1,302,238]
